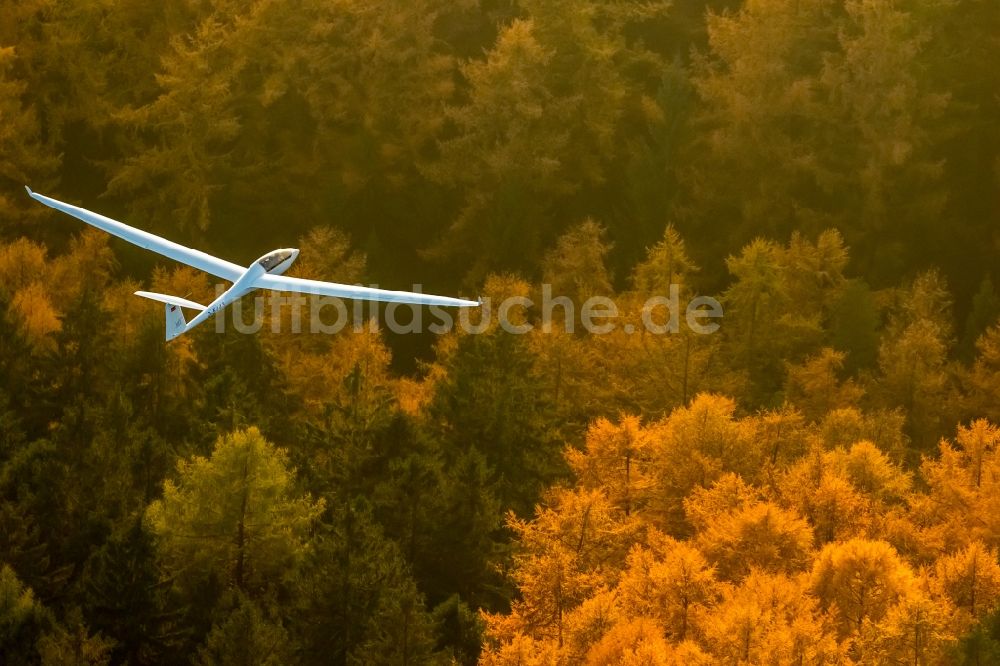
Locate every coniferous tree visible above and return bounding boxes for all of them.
[80,518,180,664]
[0,564,53,666]
[294,503,444,666]
[146,428,323,599]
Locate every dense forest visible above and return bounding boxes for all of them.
[2,0,1000,664]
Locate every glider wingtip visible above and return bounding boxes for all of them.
[24,185,32,196]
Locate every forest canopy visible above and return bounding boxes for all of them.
[1,0,1000,664]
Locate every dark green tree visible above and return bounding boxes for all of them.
[960,276,1000,362]
[953,606,1000,666]
[828,279,881,373]
[426,327,565,517]
[195,592,295,666]
[81,518,181,665]
[294,503,444,665]
[0,563,53,665]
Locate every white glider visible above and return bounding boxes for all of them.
[26,187,478,340]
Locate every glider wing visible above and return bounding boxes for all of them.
[255,274,479,308]
[25,187,244,281]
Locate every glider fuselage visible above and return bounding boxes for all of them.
[186,249,300,329]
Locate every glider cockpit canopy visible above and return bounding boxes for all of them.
[257,248,299,274]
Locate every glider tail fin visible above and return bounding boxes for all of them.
[164,303,188,341]
[133,291,207,341]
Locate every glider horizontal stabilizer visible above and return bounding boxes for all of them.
[134,292,204,341]
[133,291,207,311]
